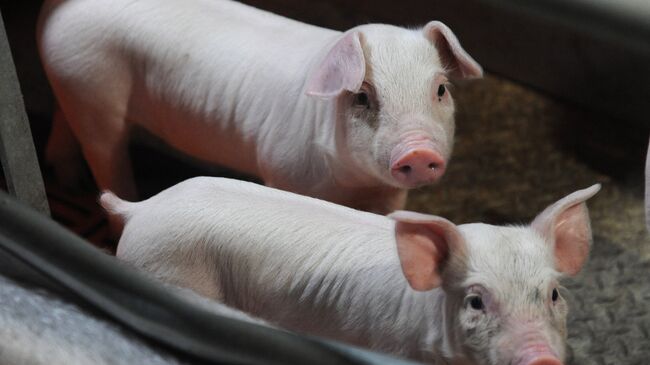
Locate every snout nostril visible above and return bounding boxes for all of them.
[399,165,411,174]
[428,162,438,170]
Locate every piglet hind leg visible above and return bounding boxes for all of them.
[45,106,87,189]
[95,150,133,236]
[82,125,136,236]
[60,103,137,236]
[83,132,136,201]
[57,100,137,198]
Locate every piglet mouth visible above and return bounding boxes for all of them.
[389,138,446,188]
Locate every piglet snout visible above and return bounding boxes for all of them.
[390,147,445,187]
[526,356,563,365]
[515,341,563,365]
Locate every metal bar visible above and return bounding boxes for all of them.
[0,9,49,216]
[645,135,650,231]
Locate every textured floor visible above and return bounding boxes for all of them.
[564,239,650,365]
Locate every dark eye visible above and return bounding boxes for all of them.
[353,92,370,108]
[469,296,484,310]
[552,288,559,302]
[437,84,446,98]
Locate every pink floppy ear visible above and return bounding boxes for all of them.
[388,211,465,291]
[531,184,601,276]
[423,21,483,80]
[305,31,365,98]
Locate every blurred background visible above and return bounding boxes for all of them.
[1,0,649,363]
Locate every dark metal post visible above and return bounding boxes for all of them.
[0,9,49,216]
[645,135,650,231]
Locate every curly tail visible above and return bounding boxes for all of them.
[99,191,135,224]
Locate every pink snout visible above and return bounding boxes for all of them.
[515,343,563,365]
[390,148,446,188]
[526,356,563,365]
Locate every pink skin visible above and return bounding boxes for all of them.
[389,135,446,188]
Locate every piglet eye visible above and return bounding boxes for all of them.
[469,296,484,310]
[353,92,370,109]
[437,84,446,98]
[552,288,559,302]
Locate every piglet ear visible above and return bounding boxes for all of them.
[532,184,601,276]
[305,31,365,98]
[423,21,483,80]
[388,211,465,291]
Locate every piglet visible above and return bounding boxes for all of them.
[38,0,482,214]
[103,178,599,365]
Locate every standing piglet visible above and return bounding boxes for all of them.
[38,0,482,213]
[103,177,600,365]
